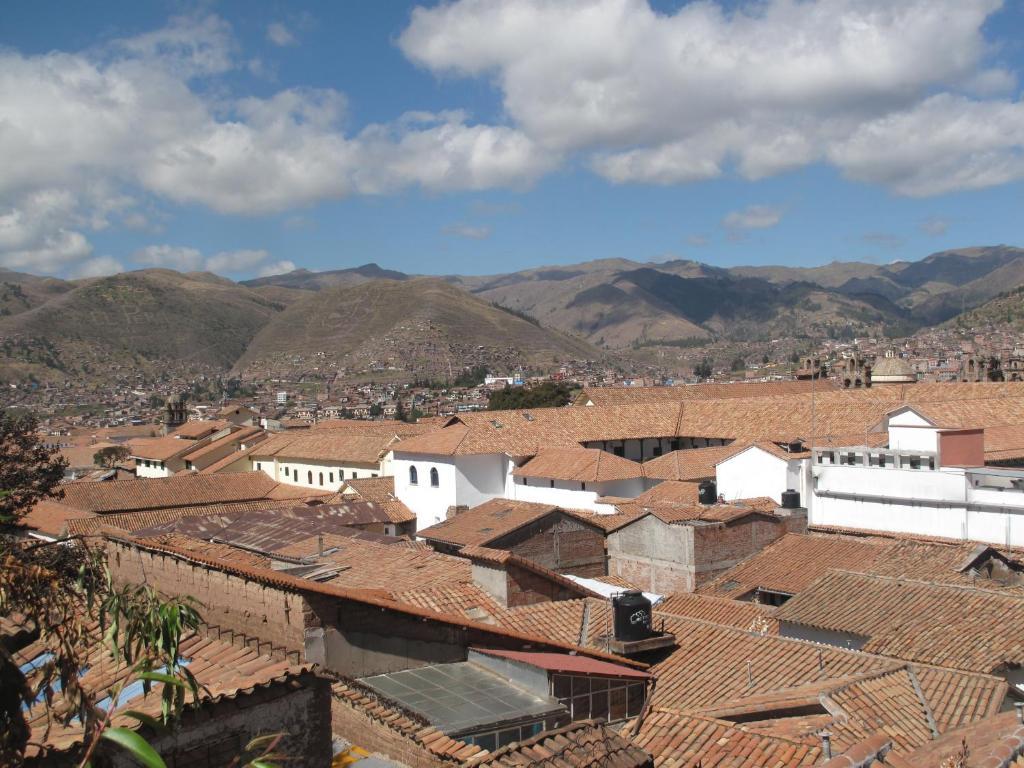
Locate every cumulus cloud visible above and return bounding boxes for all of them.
[722,205,784,231]
[920,216,952,236]
[442,223,492,239]
[133,245,204,271]
[258,259,297,277]
[0,14,552,274]
[69,256,124,279]
[205,249,271,273]
[266,22,296,47]
[400,0,1020,194]
[133,244,280,276]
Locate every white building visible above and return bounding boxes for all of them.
[716,405,1024,548]
[510,448,648,513]
[715,442,811,506]
[249,431,396,492]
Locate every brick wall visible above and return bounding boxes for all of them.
[106,540,307,652]
[331,691,448,768]
[495,513,606,576]
[692,516,790,587]
[504,562,584,607]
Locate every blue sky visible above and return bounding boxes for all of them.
[2,0,1023,279]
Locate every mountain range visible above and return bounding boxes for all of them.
[2,245,1022,384]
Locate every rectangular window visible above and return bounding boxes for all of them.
[284,467,289,477]
[329,472,334,483]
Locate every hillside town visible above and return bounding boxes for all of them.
[7,1,1024,766]
[8,368,1024,766]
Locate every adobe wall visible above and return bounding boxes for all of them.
[331,690,448,768]
[499,513,607,577]
[691,516,795,587]
[504,562,585,607]
[105,540,307,652]
[606,516,695,594]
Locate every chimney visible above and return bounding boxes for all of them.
[447,505,469,519]
[820,731,832,760]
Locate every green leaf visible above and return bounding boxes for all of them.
[121,710,166,731]
[100,727,167,768]
[248,761,280,768]
[135,672,183,686]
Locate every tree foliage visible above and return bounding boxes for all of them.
[0,411,67,523]
[93,445,131,468]
[488,382,573,410]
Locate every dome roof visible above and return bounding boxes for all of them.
[871,355,915,381]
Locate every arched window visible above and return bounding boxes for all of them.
[319,472,324,486]
[409,465,419,485]
[307,470,313,484]
[430,467,439,487]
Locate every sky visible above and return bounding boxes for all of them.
[2,0,1024,281]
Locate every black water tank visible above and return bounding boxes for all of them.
[612,590,652,642]
[781,489,801,509]
[698,479,717,505]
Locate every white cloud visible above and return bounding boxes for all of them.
[686,235,709,247]
[442,223,492,239]
[400,0,1019,194]
[827,94,1024,196]
[205,249,271,273]
[69,256,124,279]
[0,15,552,275]
[132,244,286,276]
[257,259,297,277]
[722,205,784,231]
[133,244,204,271]
[920,216,951,236]
[267,22,296,47]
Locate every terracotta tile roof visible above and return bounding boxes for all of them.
[983,423,1024,461]
[567,507,648,533]
[20,628,312,757]
[655,593,779,634]
[312,418,439,437]
[128,434,200,461]
[774,570,1024,674]
[65,497,321,536]
[628,481,701,506]
[341,475,415,524]
[170,419,230,438]
[102,533,646,669]
[698,534,892,599]
[577,379,840,406]
[513,447,645,482]
[501,598,610,649]
[20,499,96,537]
[54,471,284,513]
[630,709,822,767]
[133,532,271,568]
[197,440,263,473]
[472,648,651,679]
[891,397,1024,430]
[331,679,484,763]
[417,499,561,547]
[642,444,751,482]
[471,719,653,768]
[251,431,396,464]
[180,426,263,467]
[900,710,1024,767]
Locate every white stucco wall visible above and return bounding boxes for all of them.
[392,453,461,530]
[810,462,1024,546]
[510,476,635,513]
[255,456,383,492]
[134,460,173,478]
[716,448,789,504]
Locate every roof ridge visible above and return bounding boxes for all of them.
[824,567,1024,598]
[645,708,824,748]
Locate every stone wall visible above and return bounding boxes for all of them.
[106,540,307,653]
